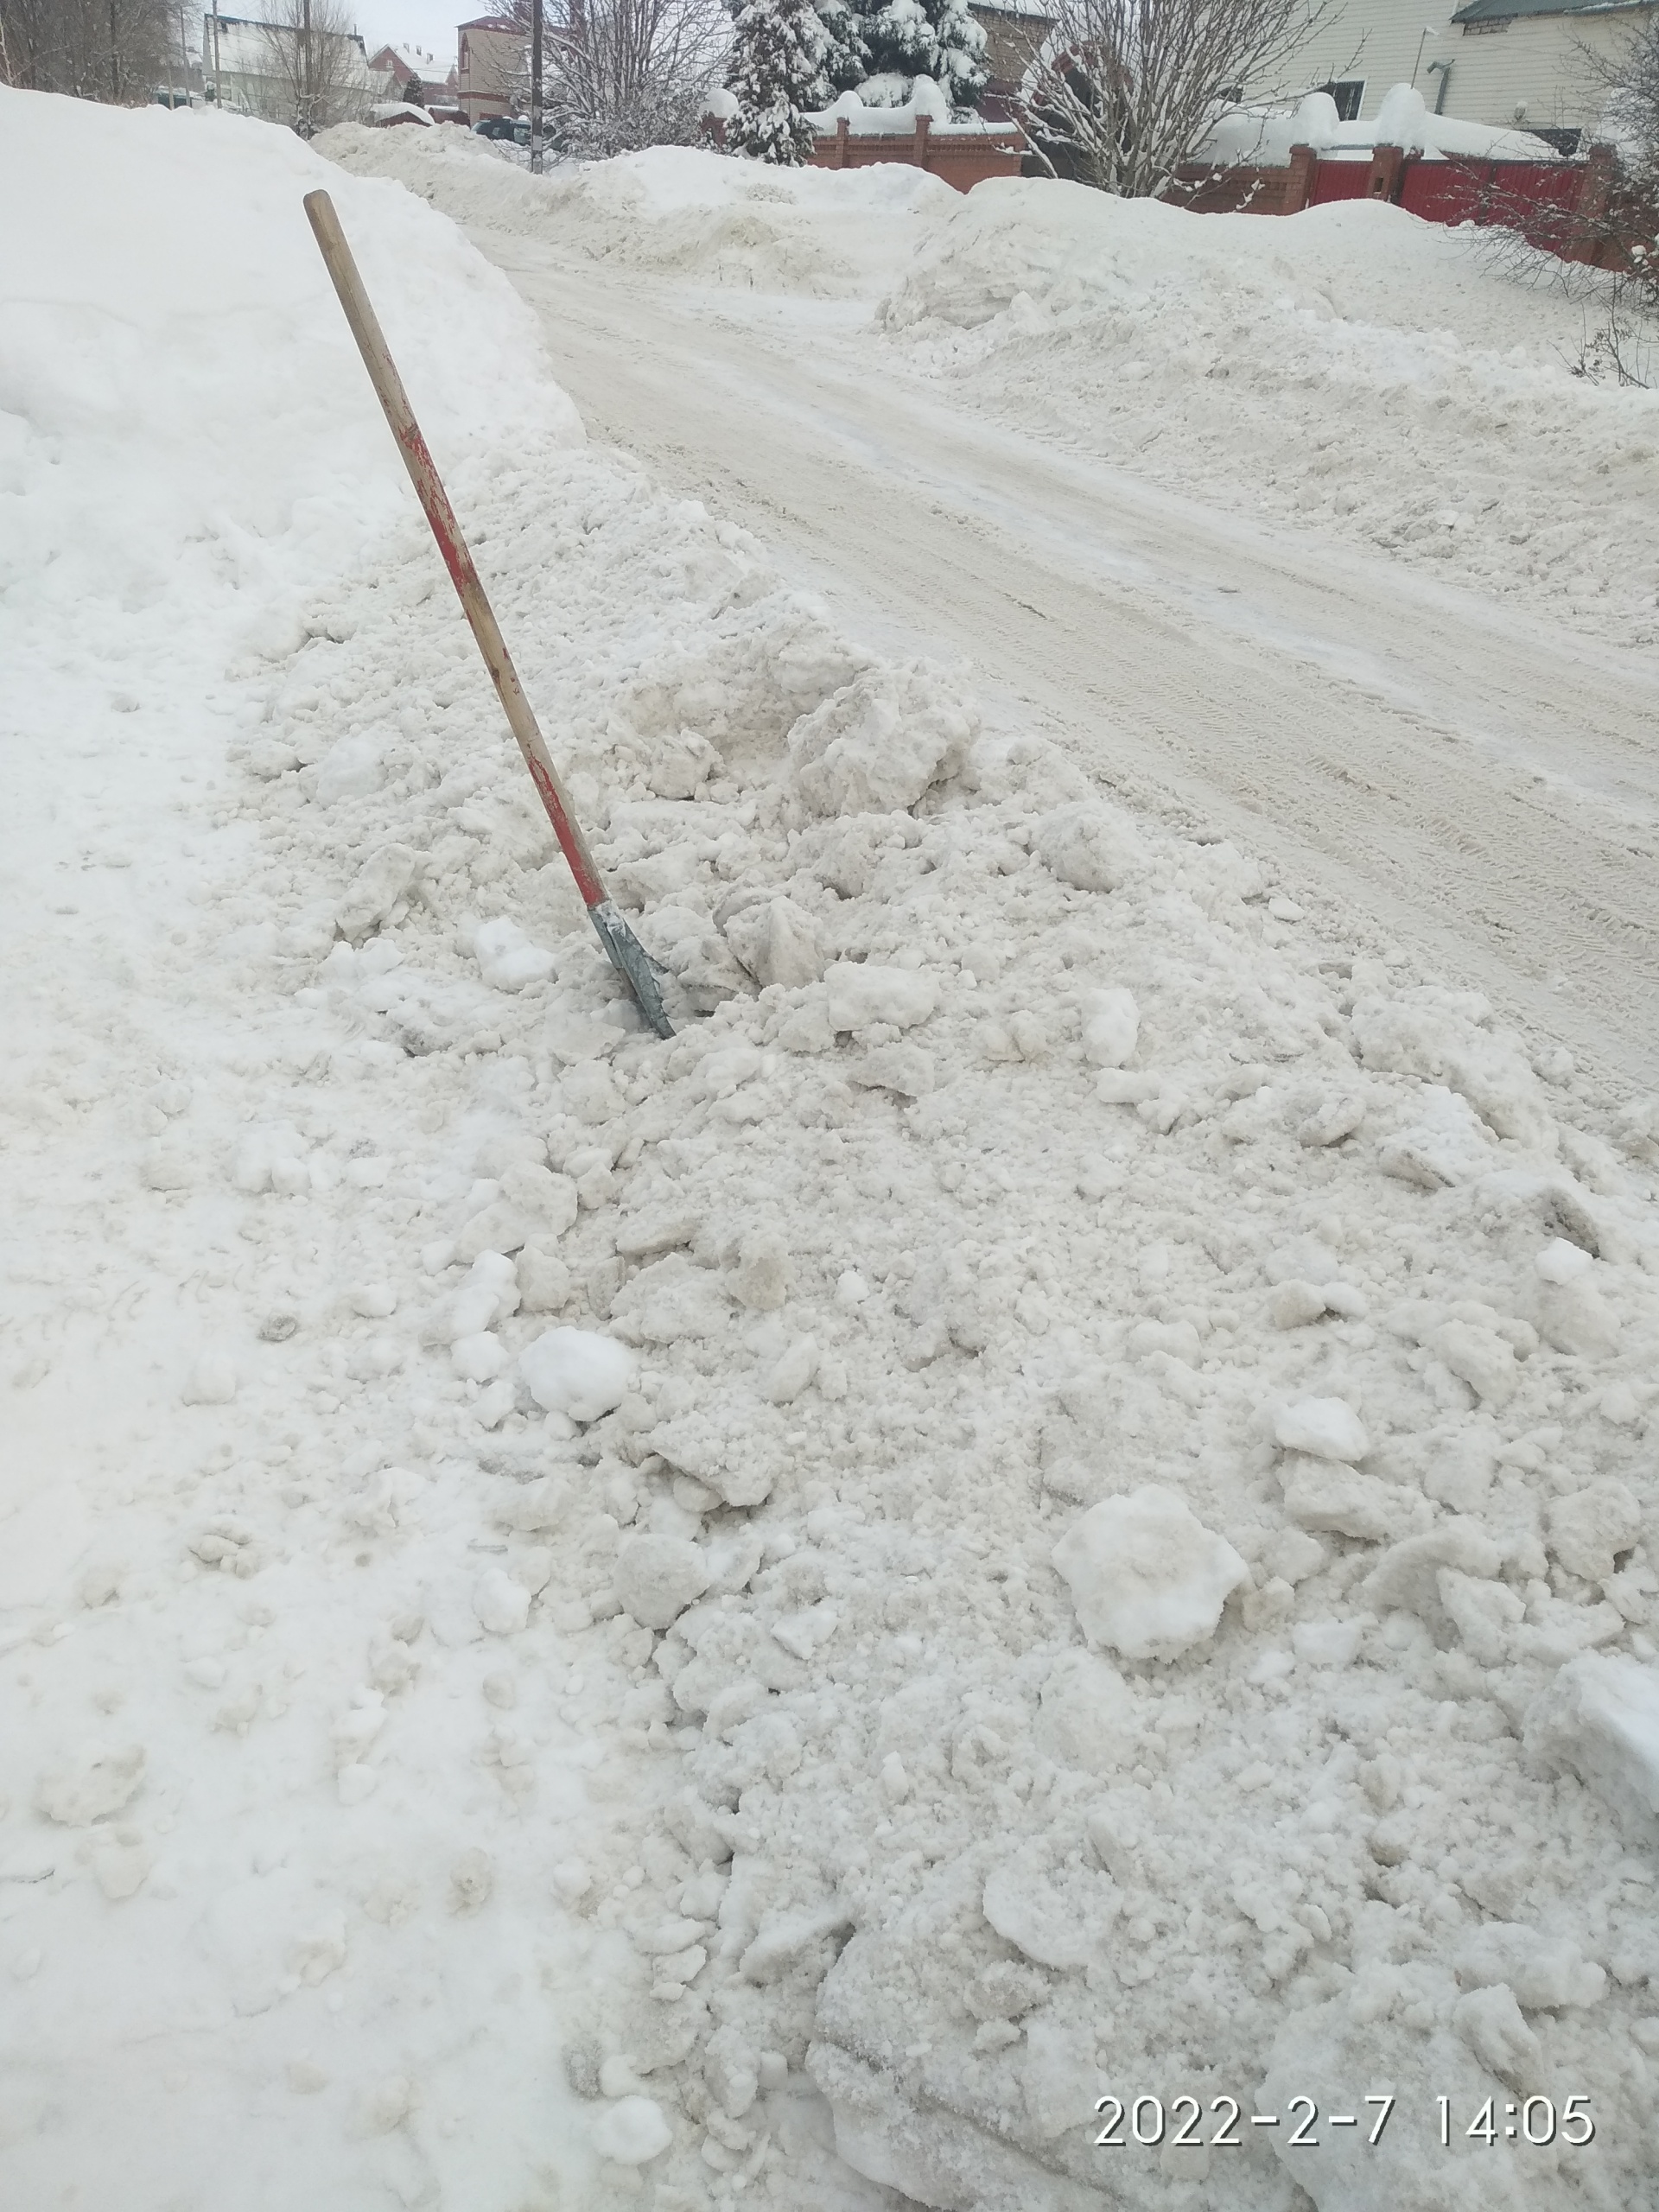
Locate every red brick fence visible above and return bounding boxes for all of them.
[809,111,1025,192]
[1177,141,1627,266]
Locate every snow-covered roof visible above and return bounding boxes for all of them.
[1453,0,1652,19]
[369,42,443,74]
[201,12,368,76]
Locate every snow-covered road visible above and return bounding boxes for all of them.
[476,233,1659,1093]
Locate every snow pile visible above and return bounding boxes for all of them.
[879,178,1659,640]
[315,126,955,293]
[1200,83,1565,168]
[325,121,1659,640]
[8,84,1659,2212]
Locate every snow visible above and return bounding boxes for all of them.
[1526,1651,1659,1842]
[318,129,1659,645]
[1199,83,1567,168]
[1050,1486,1249,1660]
[7,77,1659,2212]
[809,83,1007,135]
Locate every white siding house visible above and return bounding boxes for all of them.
[1273,0,1654,143]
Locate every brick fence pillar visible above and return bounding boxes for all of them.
[1284,141,1318,214]
[914,112,931,169]
[1575,139,1617,263]
[1366,143,1407,204]
[836,115,849,168]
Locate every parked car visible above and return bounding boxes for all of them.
[474,114,529,144]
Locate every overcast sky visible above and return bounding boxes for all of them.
[351,2,477,67]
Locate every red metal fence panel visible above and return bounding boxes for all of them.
[1309,162,1371,204]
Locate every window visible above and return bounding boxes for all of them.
[1320,79,1364,121]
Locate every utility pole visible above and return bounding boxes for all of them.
[530,0,543,173]
[302,0,313,135]
[211,0,222,107]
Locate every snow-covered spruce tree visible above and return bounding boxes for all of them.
[727,0,827,162]
[858,0,985,108]
[815,0,868,94]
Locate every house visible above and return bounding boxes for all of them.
[1278,0,1656,149]
[456,14,523,123]
[198,10,373,124]
[366,41,458,101]
[967,0,1053,119]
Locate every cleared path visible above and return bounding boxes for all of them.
[481,232,1659,1094]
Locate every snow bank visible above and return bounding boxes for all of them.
[315,125,955,293]
[326,118,1659,639]
[8,86,1659,2212]
[879,177,1659,641]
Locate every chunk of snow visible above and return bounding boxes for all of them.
[473,1568,531,1636]
[614,1534,711,1630]
[824,963,938,1033]
[1547,1481,1642,1582]
[1051,1485,1248,1661]
[1079,987,1139,1069]
[1274,1396,1369,1461]
[35,1744,145,1826]
[474,916,556,992]
[1454,1922,1605,2011]
[1525,1653,1659,1843]
[519,1327,635,1420]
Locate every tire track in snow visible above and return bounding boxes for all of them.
[476,237,1659,1094]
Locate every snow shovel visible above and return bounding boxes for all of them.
[302,188,673,1039]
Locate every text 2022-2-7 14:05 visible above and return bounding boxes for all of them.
[1093,2094,1596,2151]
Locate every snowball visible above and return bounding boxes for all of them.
[1274,1396,1369,1461]
[1525,1653,1659,1843]
[1079,988,1139,1070]
[519,1327,635,1421]
[613,1534,711,1630]
[592,2094,672,2164]
[1051,1485,1248,1662]
[824,963,938,1033]
[473,1568,531,1636]
[1535,1237,1592,1286]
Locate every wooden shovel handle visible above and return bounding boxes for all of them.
[302,188,607,911]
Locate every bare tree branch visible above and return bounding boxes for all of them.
[255,0,371,136]
[1,0,171,100]
[1015,0,1335,200]
[506,0,728,156]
